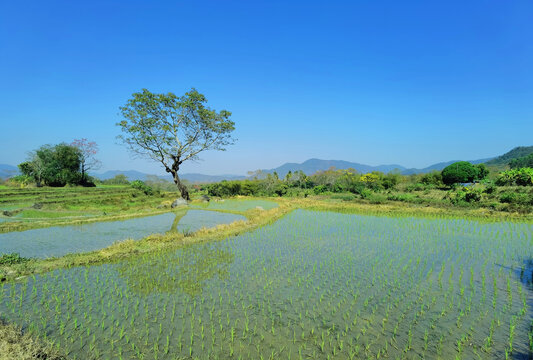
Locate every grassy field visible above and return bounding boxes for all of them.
[0,187,532,359]
[0,185,180,233]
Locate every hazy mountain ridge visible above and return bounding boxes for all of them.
[0,164,18,179]
[92,170,245,183]
[1,146,531,182]
[260,159,406,178]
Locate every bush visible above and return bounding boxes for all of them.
[313,185,328,195]
[405,183,426,192]
[445,187,482,204]
[496,168,533,186]
[0,253,30,265]
[499,192,532,205]
[130,180,154,195]
[420,171,443,186]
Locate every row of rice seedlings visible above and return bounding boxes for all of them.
[0,209,531,359]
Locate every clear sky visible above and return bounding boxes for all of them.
[1,1,532,175]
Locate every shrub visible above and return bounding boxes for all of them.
[445,187,482,204]
[499,192,532,205]
[420,171,443,186]
[130,180,154,195]
[313,185,328,195]
[405,183,425,192]
[496,168,533,186]
[0,253,30,265]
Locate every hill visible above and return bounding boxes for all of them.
[91,170,245,183]
[260,159,406,178]
[0,164,19,179]
[259,157,495,178]
[401,158,493,175]
[484,146,533,167]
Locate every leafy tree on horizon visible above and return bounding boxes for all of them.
[441,161,488,186]
[117,88,235,201]
[18,143,84,187]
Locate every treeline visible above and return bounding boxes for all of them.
[201,162,533,212]
[205,169,410,198]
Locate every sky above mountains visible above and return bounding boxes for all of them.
[1,1,532,175]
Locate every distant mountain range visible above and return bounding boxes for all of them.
[92,170,245,183]
[256,157,495,178]
[0,164,18,179]
[1,146,531,182]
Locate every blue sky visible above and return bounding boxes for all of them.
[1,1,532,175]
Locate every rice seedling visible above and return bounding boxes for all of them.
[0,209,531,359]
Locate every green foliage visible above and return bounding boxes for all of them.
[509,153,533,169]
[0,253,30,265]
[313,185,328,194]
[486,145,533,166]
[445,186,483,205]
[441,162,488,185]
[102,174,130,185]
[420,171,443,186]
[499,192,533,206]
[130,180,154,195]
[17,143,92,187]
[117,88,236,201]
[496,168,533,186]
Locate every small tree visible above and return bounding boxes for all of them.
[117,88,235,201]
[71,138,101,184]
[441,161,488,186]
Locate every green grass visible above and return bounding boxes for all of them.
[192,198,279,212]
[0,185,181,232]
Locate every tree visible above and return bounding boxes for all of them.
[441,161,488,186]
[71,138,101,184]
[117,88,235,200]
[18,143,83,186]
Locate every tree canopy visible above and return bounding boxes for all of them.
[18,143,88,187]
[117,88,235,200]
[441,161,488,185]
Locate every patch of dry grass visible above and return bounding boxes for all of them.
[0,318,66,360]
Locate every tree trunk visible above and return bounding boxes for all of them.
[173,172,190,201]
[166,155,190,201]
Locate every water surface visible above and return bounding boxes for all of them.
[0,210,245,258]
[0,210,531,359]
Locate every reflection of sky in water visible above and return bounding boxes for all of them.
[0,210,245,258]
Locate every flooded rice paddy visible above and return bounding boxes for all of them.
[0,210,246,258]
[193,199,279,212]
[0,209,532,359]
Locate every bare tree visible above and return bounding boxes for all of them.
[71,138,101,183]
